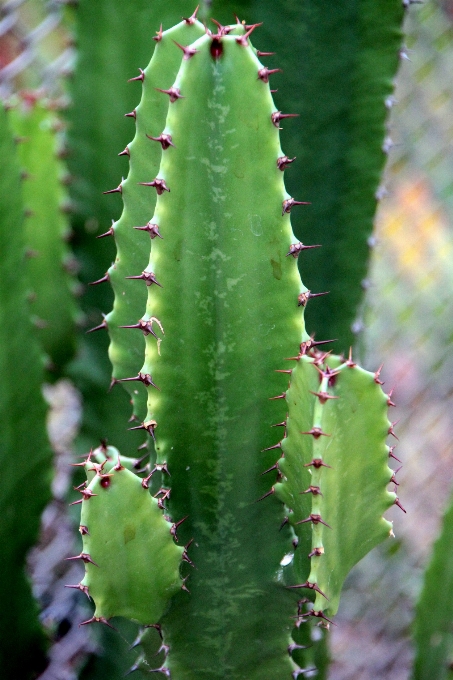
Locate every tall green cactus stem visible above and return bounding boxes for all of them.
[8,93,79,374]
[0,104,52,679]
[74,20,402,678]
[412,485,453,680]
[104,17,205,421]
[209,0,405,350]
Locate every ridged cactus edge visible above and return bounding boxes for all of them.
[73,13,402,678]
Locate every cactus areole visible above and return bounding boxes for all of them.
[75,15,399,678]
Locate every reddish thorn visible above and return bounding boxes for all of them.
[155,86,183,103]
[286,581,329,600]
[389,465,403,486]
[235,23,262,46]
[313,360,340,381]
[128,68,145,83]
[79,525,89,535]
[272,111,299,128]
[298,290,329,307]
[308,547,324,558]
[308,610,336,626]
[108,377,118,392]
[152,24,163,42]
[277,156,296,171]
[171,515,188,541]
[119,372,159,390]
[65,583,91,599]
[103,183,122,195]
[128,420,157,440]
[261,463,279,476]
[138,178,170,194]
[79,616,115,630]
[86,317,107,334]
[65,552,99,567]
[282,197,311,215]
[257,50,275,57]
[256,487,275,502]
[269,392,286,400]
[89,273,109,286]
[173,40,199,60]
[261,442,282,452]
[286,242,321,258]
[146,133,175,150]
[126,271,162,287]
[97,222,115,239]
[388,446,402,463]
[145,623,163,639]
[71,450,93,468]
[183,5,199,24]
[124,109,136,119]
[301,485,323,496]
[304,459,332,470]
[271,420,287,428]
[387,388,396,407]
[181,577,190,593]
[120,316,164,338]
[270,89,278,93]
[69,488,98,505]
[344,347,356,368]
[374,363,385,385]
[275,369,292,374]
[210,18,234,35]
[309,390,338,404]
[388,420,400,440]
[279,516,289,530]
[118,146,130,157]
[296,513,331,529]
[258,67,282,83]
[394,497,406,513]
[133,222,163,239]
[300,427,330,439]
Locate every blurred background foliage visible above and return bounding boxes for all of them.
[1,0,453,678]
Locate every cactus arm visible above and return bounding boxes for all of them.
[8,95,78,374]
[131,32,308,678]
[209,0,405,350]
[412,486,453,680]
[77,463,183,624]
[0,104,52,679]
[106,18,205,420]
[274,353,396,618]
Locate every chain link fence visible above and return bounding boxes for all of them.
[330,2,453,677]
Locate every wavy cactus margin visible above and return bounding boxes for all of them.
[73,13,403,678]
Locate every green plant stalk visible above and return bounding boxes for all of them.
[8,93,79,374]
[412,485,453,680]
[0,104,52,679]
[73,21,400,678]
[209,0,405,350]
[66,0,209,455]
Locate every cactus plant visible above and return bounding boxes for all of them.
[412,484,453,680]
[71,16,402,678]
[0,103,52,678]
[8,91,79,375]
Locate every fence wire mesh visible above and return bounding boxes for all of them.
[1,1,453,678]
[0,0,74,98]
[330,2,453,678]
